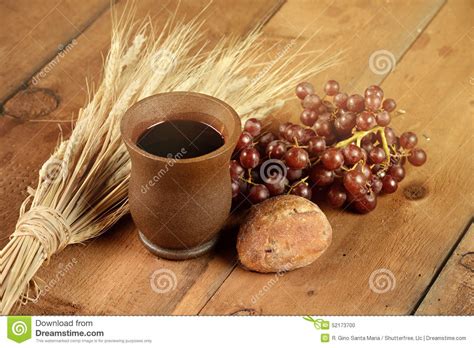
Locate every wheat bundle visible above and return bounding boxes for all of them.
[0,4,340,314]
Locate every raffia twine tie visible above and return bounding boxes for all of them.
[11,206,71,260]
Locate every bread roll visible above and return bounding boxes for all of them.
[237,195,332,273]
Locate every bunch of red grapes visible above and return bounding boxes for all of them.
[230,80,427,213]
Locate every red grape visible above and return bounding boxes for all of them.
[286,167,303,182]
[285,147,309,169]
[248,184,270,204]
[364,85,384,99]
[266,177,289,196]
[291,182,312,200]
[300,109,318,127]
[336,112,356,135]
[356,111,377,131]
[310,165,334,186]
[236,131,253,151]
[370,177,383,194]
[333,92,348,109]
[365,95,382,111]
[240,147,260,169]
[266,140,287,159]
[278,122,292,139]
[230,160,244,180]
[285,124,305,143]
[388,165,405,182]
[382,175,398,194]
[327,183,347,208]
[324,80,340,96]
[384,127,397,145]
[302,94,322,110]
[382,98,396,112]
[361,141,374,154]
[346,94,365,112]
[313,119,333,137]
[376,110,391,126]
[369,147,386,164]
[400,131,418,149]
[354,162,372,180]
[308,136,326,156]
[244,118,262,137]
[231,180,240,198]
[342,144,363,165]
[343,170,367,197]
[408,148,427,166]
[352,190,377,213]
[301,128,316,145]
[259,132,275,150]
[295,82,314,100]
[321,148,344,170]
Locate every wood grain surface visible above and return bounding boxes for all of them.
[0,0,472,315]
[200,0,473,315]
[416,224,474,315]
[0,0,286,315]
[0,0,111,103]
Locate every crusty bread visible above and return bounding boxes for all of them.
[237,195,332,273]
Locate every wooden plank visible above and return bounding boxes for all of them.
[0,0,111,103]
[183,0,448,315]
[4,0,472,317]
[1,0,285,315]
[200,0,474,315]
[415,223,474,315]
[0,0,284,243]
[261,0,445,90]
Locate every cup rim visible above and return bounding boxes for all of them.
[121,92,241,163]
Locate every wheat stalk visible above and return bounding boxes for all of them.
[0,4,341,314]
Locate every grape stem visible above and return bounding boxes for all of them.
[244,169,254,185]
[240,176,255,186]
[287,176,309,194]
[309,157,321,166]
[334,126,391,167]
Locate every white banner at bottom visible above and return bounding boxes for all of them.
[0,316,472,347]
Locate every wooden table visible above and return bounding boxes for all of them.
[0,0,472,315]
